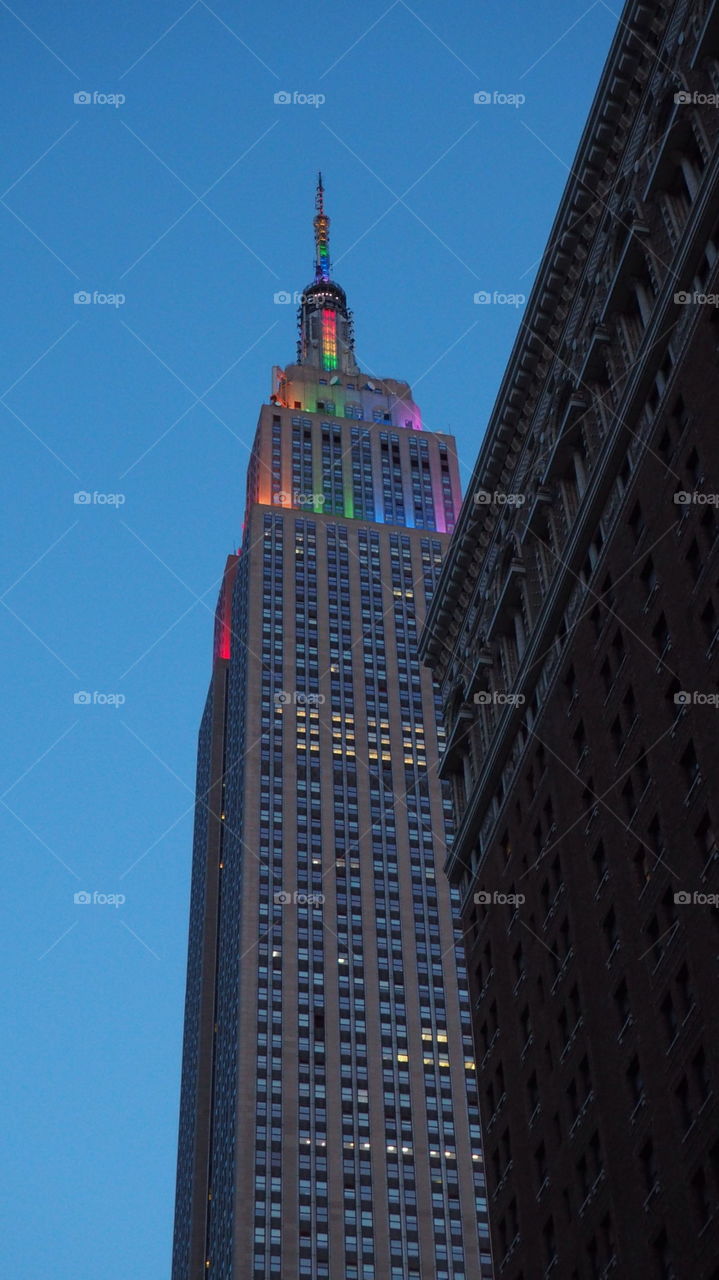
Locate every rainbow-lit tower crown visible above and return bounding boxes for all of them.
[297,174,359,376]
[271,174,424,431]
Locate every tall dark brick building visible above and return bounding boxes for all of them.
[421,2,719,1276]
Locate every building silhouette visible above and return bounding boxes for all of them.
[421,1,719,1276]
[172,177,494,1280]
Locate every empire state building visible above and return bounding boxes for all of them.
[171,177,493,1280]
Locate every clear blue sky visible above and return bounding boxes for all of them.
[1,2,619,1275]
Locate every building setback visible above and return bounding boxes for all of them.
[421,2,719,1277]
[171,178,494,1280]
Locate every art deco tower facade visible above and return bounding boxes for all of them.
[171,179,493,1280]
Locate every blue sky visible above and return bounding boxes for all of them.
[0,2,619,1275]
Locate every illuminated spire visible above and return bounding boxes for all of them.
[298,174,358,375]
[314,171,330,282]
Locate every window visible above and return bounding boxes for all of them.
[534,1141,548,1190]
[516,1008,529,1049]
[527,1072,539,1116]
[695,813,718,873]
[627,1056,644,1108]
[660,992,677,1045]
[685,446,703,488]
[700,508,718,551]
[657,427,673,464]
[629,501,645,543]
[640,556,658,599]
[652,1228,672,1279]
[640,1139,658,1195]
[614,978,630,1029]
[652,613,671,658]
[680,740,700,792]
[635,748,650,795]
[700,597,718,648]
[676,1075,693,1133]
[686,538,702,583]
[634,844,651,890]
[691,1166,710,1227]
[621,776,636,818]
[645,913,664,966]
[543,1216,557,1265]
[603,907,618,953]
[692,1046,710,1107]
[676,963,693,1019]
[573,720,588,763]
[611,628,625,669]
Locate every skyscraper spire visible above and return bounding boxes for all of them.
[298,173,358,375]
[314,171,330,282]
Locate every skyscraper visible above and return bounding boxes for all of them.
[421,1,719,1275]
[172,178,493,1280]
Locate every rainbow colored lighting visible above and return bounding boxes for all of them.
[213,557,238,662]
[343,485,354,519]
[314,173,330,282]
[321,308,338,370]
